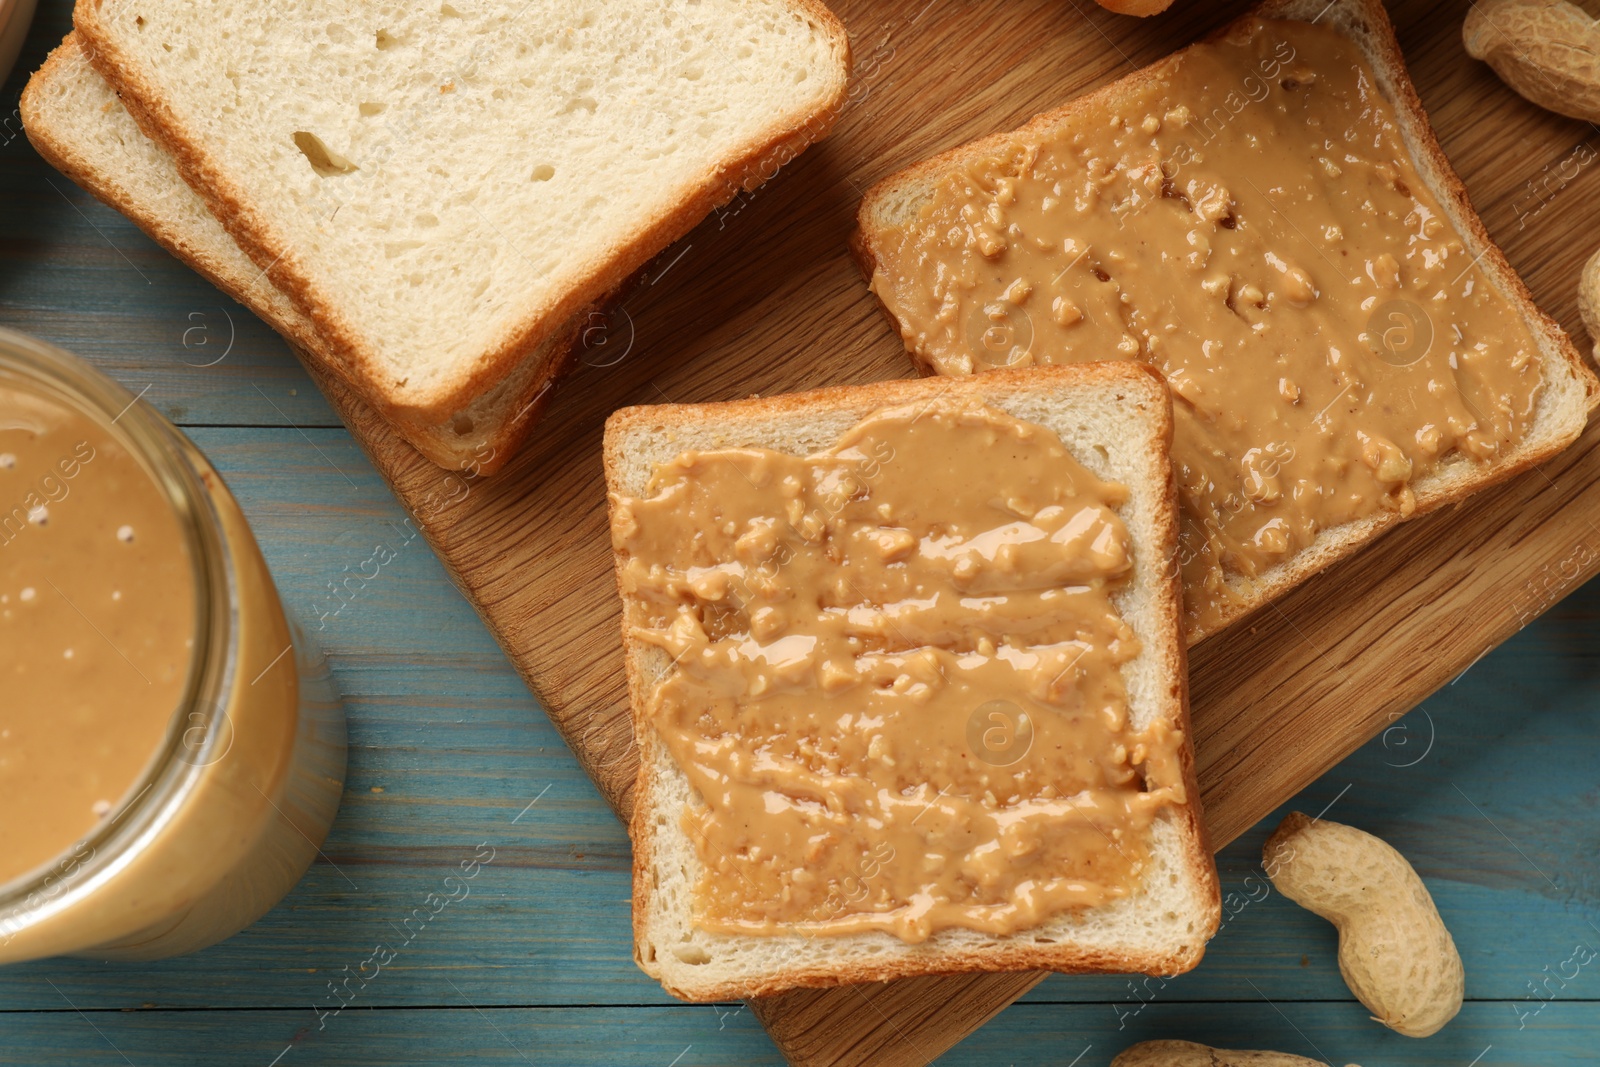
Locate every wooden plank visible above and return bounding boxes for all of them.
[0,1002,1592,1066]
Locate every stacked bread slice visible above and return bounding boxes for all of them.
[25,0,851,471]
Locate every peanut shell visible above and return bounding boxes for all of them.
[1264,812,1463,1038]
[1464,0,1600,122]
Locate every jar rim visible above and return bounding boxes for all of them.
[0,327,237,933]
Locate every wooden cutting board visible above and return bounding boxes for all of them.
[308,0,1600,1062]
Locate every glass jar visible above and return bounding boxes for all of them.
[0,0,35,88]
[0,327,346,962]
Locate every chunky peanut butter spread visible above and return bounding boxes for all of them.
[0,382,194,886]
[613,400,1186,942]
[866,18,1545,635]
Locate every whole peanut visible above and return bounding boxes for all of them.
[1578,246,1600,345]
[1264,812,1463,1037]
[1111,1041,1357,1066]
[1464,0,1600,122]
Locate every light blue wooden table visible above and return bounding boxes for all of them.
[2,3,1597,1063]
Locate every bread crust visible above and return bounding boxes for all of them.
[70,0,853,426]
[604,363,1220,1001]
[851,0,1600,644]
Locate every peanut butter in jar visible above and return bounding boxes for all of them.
[0,327,345,962]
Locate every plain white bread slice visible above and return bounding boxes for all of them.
[604,362,1221,1002]
[852,0,1599,643]
[21,32,576,472]
[72,0,851,427]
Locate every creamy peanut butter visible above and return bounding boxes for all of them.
[865,18,1545,636]
[0,382,195,885]
[0,329,344,963]
[613,400,1186,942]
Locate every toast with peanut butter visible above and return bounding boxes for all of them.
[854,0,1598,641]
[605,363,1220,1001]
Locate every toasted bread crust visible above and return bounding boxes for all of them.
[71,0,854,424]
[852,0,1599,644]
[605,363,1219,1001]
